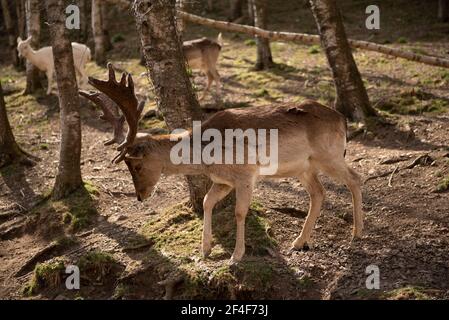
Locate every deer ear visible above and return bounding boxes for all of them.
[25,36,32,43]
[17,37,22,44]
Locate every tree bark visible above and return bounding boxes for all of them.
[229,0,243,22]
[92,0,107,65]
[16,0,26,38]
[78,0,89,43]
[1,0,19,67]
[24,0,42,94]
[309,0,376,121]
[0,82,35,167]
[15,0,26,70]
[175,0,187,35]
[439,0,449,22]
[177,11,449,69]
[251,0,273,70]
[132,0,217,213]
[46,0,83,200]
[101,1,113,51]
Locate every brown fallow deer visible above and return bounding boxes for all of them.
[80,63,364,264]
[183,33,223,100]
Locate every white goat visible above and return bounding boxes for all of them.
[17,36,91,95]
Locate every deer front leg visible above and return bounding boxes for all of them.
[202,183,233,258]
[292,172,325,250]
[230,181,254,263]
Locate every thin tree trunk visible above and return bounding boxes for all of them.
[46,0,83,200]
[78,0,88,42]
[207,0,214,12]
[92,0,106,65]
[1,0,19,67]
[24,0,42,94]
[16,0,26,38]
[309,0,376,121]
[100,1,112,51]
[0,82,35,167]
[177,11,449,69]
[439,0,449,22]
[132,0,216,214]
[229,0,243,22]
[176,0,188,35]
[251,0,273,70]
[15,0,26,70]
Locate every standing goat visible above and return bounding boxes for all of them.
[17,36,91,95]
[81,64,363,264]
[183,33,223,100]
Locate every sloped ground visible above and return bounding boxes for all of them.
[1,0,448,299]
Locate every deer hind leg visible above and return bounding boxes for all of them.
[292,172,325,250]
[202,183,233,258]
[320,161,364,239]
[209,67,221,97]
[231,180,254,263]
[199,70,214,101]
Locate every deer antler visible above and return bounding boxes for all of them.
[79,90,126,146]
[87,63,145,163]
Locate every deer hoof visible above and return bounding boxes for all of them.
[202,248,211,259]
[290,242,310,252]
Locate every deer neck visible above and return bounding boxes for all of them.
[148,135,206,176]
[23,48,44,72]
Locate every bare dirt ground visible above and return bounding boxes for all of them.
[1,0,448,299]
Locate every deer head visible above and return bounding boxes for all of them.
[17,36,32,58]
[80,63,162,201]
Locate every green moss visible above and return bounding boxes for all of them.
[244,39,256,46]
[384,286,430,300]
[297,275,315,289]
[377,93,447,115]
[308,45,321,54]
[24,260,65,296]
[397,37,408,44]
[254,88,270,97]
[111,33,125,43]
[436,175,449,192]
[140,200,278,298]
[39,143,49,150]
[83,180,99,196]
[79,251,117,280]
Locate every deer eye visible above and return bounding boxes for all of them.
[135,164,142,172]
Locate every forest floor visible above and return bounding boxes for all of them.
[1,0,449,299]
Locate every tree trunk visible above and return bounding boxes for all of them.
[177,11,449,69]
[78,0,89,43]
[207,0,214,12]
[229,0,243,22]
[16,0,26,38]
[100,1,112,51]
[176,0,188,35]
[15,0,26,70]
[439,0,449,22]
[24,0,42,94]
[309,0,376,121]
[1,0,19,67]
[132,0,217,214]
[251,0,273,70]
[0,82,35,167]
[46,0,83,200]
[92,0,106,65]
